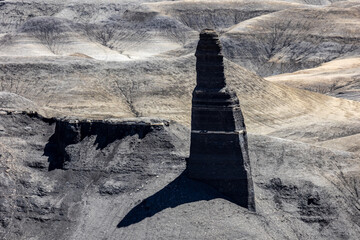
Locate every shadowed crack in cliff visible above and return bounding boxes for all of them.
[117,171,229,228]
[44,120,154,171]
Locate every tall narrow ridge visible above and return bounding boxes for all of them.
[187,29,256,211]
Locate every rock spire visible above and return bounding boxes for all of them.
[187,29,256,211]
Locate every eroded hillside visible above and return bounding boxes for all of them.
[1,0,360,72]
[0,112,359,239]
[1,0,360,239]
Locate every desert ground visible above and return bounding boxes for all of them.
[0,0,360,239]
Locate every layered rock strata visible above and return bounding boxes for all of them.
[187,29,255,211]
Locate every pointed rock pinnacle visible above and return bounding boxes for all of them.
[187,29,256,211]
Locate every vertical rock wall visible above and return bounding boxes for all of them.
[187,29,255,211]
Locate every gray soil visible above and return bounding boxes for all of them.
[0,112,359,239]
[1,1,360,239]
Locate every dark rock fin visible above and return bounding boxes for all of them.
[187,29,256,211]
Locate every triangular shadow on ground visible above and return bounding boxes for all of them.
[117,170,230,228]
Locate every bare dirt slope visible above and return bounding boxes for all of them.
[1,55,360,153]
[266,58,360,101]
[0,112,359,240]
[1,0,360,239]
[221,0,360,76]
[0,91,40,112]
[1,0,360,73]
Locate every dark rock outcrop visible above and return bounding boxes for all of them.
[2,111,360,239]
[187,29,255,211]
[45,118,167,170]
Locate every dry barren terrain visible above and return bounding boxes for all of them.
[1,0,360,239]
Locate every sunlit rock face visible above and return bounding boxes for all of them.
[187,29,255,211]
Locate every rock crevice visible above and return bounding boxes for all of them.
[45,118,166,170]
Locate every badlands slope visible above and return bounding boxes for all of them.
[266,58,360,101]
[1,54,360,153]
[1,0,360,239]
[0,112,359,239]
